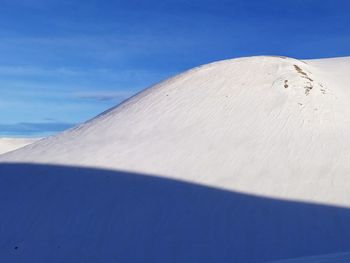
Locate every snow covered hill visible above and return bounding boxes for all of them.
[2,56,350,206]
[1,56,350,262]
[0,138,39,155]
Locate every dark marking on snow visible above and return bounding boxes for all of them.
[294,65,307,76]
[305,85,313,95]
[293,65,315,95]
[302,75,313,82]
[294,65,313,82]
[284,80,289,88]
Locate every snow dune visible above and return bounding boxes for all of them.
[2,56,350,206]
[1,56,350,262]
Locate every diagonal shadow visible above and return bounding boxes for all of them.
[0,163,350,263]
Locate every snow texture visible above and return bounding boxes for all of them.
[2,56,350,206]
[1,56,350,262]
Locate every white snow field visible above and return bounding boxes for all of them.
[0,137,39,155]
[1,56,350,262]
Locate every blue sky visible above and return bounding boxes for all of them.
[1,0,350,137]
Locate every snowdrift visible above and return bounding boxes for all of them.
[1,56,350,262]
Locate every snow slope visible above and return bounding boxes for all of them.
[2,56,350,262]
[0,138,39,155]
[2,56,350,206]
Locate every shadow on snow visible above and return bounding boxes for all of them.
[0,163,349,262]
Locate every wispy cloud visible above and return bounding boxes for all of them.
[0,63,171,85]
[0,65,82,77]
[73,91,135,102]
[2,0,74,10]
[0,122,75,136]
[0,34,199,68]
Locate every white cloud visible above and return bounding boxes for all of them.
[73,91,135,102]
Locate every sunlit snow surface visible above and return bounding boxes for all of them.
[1,56,350,262]
[0,138,39,155]
[2,56,350,206]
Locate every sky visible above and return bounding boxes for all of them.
[0,0,350,137]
